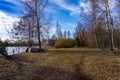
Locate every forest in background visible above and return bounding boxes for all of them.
[1,0,119,51]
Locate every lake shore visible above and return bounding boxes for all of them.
[6,47,27,55]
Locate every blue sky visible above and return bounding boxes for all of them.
[48,0,87,35]
[0,0,116,40]
[0,0,85,40]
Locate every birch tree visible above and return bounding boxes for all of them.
[22,0,49,49]
[100,0,115,51]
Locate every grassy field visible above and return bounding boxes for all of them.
[0,48,120,80]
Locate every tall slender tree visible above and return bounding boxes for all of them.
[21,0,49,49]
[67,30,71,39]
[101,0,115,51]
[64,30,67,39]
[56,22,62,39]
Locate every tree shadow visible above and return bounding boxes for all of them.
[22,66,93,80]
[0,55,33,80]
[1,54,93,80]
[26,66,78,80]
[74,64,92,80]
[1,64,93,80]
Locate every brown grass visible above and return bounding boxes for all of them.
[0,48,120,80]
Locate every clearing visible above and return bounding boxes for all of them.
[0,48,120,80]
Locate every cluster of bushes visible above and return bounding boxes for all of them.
[48,37,88,48]
[0,40,8,50]
[75,36,88,47]
[48,39,56,47]
[54,39,75,48]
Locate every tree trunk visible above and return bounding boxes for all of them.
[94,33,99,48]
[35,0,41,49]
[37,24,41,49]
[105,0,114,51]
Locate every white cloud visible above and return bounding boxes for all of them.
[79,1,91,13]
[45,7,56,13]
[50,0,81,15]
[49,0,94,15]
[51,0,117,15]
[0,11,19,40]
[49,27,56,36]
[5,0,20,5]
[5,0,26,3]
[65,23,76,28]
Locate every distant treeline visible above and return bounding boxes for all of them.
[5,41,38,47]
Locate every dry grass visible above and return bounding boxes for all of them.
[0,48,120,80]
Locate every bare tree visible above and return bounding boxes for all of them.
[13,15,35,47]
[75,23,88,47]
[75,0,120,50]
[90,0,98,48]
[101,0,115,51]
[88,0,106,48]
[79,0,105,48]
[56,22,62,39]
[22,0,49,49]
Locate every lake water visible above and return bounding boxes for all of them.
[6,47,28,55]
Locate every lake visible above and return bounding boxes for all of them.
[6,47,28,55]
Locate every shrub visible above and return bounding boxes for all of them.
[75,36,88,47]
[0,40,7,51]
[54,39,75,48]
[48,39,56,47]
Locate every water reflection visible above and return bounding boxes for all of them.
[6,47,27,55]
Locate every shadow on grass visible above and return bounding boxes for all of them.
[15,66,93,80]
[1,53,93,80]
[1,64,92,80]
[0,55,32,80]
[74,64,92,80]
[73,53,93,80]
[25,66,78,80]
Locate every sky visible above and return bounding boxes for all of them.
[0,0,116,40]
[0,0,90,40]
